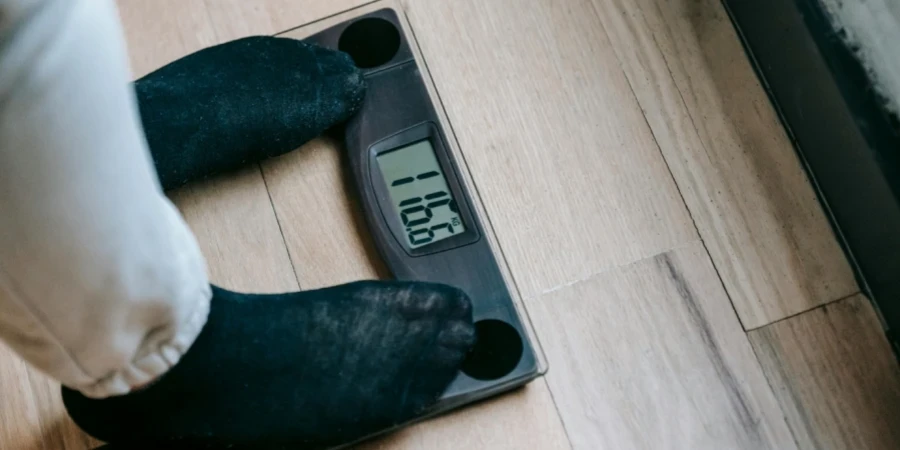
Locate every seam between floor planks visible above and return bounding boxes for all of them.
[536,239,702,298]
[744,291,867,332]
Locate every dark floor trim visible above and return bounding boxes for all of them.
[721,0,900,353]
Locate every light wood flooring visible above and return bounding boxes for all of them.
[1,0,899,448]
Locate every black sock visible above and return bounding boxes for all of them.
[67,35,473,449]
[63,281,475,449]
[134,35,365,191]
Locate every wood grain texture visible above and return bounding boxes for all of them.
[400,0,697,299]
[167,169,299,293]
[0,342,101,450]
[530,242,796,449]
[261,138,389,289]
[23,370,102,450]
[359,382,571,450]
[202,0,369,42]
[115,0,218,78]
[750,295,900,449]
[0,344,54,450]
[587,0,857,328]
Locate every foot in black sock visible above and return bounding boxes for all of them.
[62,281,475,449]
[134,36,366,191]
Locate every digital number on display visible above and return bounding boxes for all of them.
[376,140,466,249]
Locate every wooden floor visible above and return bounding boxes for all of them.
[2,0,899,448]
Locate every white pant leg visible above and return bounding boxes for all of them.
[0,0,211,398]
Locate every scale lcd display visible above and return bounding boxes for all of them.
[376,139,466,249]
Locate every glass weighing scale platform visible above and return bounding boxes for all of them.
[278,1,547,445]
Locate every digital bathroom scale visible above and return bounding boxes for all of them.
[279,1,547,444]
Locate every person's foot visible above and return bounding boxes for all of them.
[63,281,475,449]
[134,35,366,191]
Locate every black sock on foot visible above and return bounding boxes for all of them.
[134,36,365,191]
[63,281,475,449]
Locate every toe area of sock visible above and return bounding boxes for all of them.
[437,320,476,350]
[390,283,473,321]
[265,37,367,130]
[171,35,366,132]
[309,43,367,120]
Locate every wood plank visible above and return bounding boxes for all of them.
[0,320,101,450]
[358,381,571,450]
[0,344,51,450]
[25,371,103,450]
[202,0,370,42]
[261,138,389,289]
[167,169,299,293]
[587,0,857,328]
[399,0,697,298]
[115,0,218,78]
[529,242,796,449]
[749,295,900,449]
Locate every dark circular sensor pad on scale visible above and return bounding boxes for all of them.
[461,319,524,380]
[338,18,401,68]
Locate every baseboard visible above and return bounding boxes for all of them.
[721,0,900,353]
